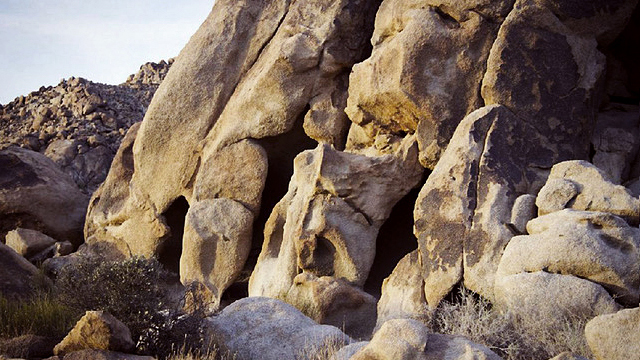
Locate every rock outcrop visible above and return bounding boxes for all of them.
[0,146,89,245]
[3,0,637,358]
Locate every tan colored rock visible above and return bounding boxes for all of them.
[84,123,140,256]
[5,228,57,258]
[498,210,640,305]
[376,251,429,327]
[410,104,565,309]
[536,161,640,224]
[482,1,605,160]
[535,179,579,215]
[180,198,254,310]
[205,297,352,360]
[351,320,502,360]
[345,0,501,168]
[53,311,134,356]
[0,147,88,246]
[585,307,640,360]
[494,271,619,328]
[285,273,377,339]
[350,318,429,360]
[509,194,537,234]
[249,136,422,299]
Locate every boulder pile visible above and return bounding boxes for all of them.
[2,0,640,359]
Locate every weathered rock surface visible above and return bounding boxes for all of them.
[410,102,568,308]
[0,242,40,298]
[249,136,422,299]
[585,307,640,360]
[0,335,59,359]
[285,272,378,339]
[376,250,429,326]
[350,319,502,360]
[497,209,640,305]
[350,318,429,360]
[53,311,135,356]
[345,0,508,168]
[0,61,171,193]
[180,198,254,310]
[205,297,352,360]
[481,1,605,159]
[0,146,88,246]
[5,227,57,258]
[494,271,620,327]
[536,160,640,224]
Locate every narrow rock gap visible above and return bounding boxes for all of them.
[363,184,423,298]
[221,106,317,302]
[158,196,189,274]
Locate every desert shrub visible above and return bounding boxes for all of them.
[0,294,77,339]
[429,287,592,360]
[54,256,169,343]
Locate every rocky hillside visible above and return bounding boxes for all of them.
[0,59,173,193]
[2,0,640,359]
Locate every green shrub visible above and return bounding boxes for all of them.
[0,294,77,339]
[428,287,592,360]
[54,256,170,343]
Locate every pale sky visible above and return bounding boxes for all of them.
[0,0,213,104]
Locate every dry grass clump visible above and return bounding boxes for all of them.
[429,287,592,360]
[295,335,351,360]
[0,294,77,339]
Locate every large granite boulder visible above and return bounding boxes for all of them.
[0,146,88,246]
[0,241,40,299]
[497,210,640,306]
[205,297,351,360]
[585,307,640,360]
[536,160,640,224]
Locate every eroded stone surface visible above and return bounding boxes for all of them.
[249,136,422,299]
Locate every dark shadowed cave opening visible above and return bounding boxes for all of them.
[364,185,423,298]
[158,196,189,274]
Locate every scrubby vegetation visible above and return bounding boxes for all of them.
[429,287,592,360]
[54,256,211,359]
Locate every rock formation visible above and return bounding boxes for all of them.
[3,0,640,358]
